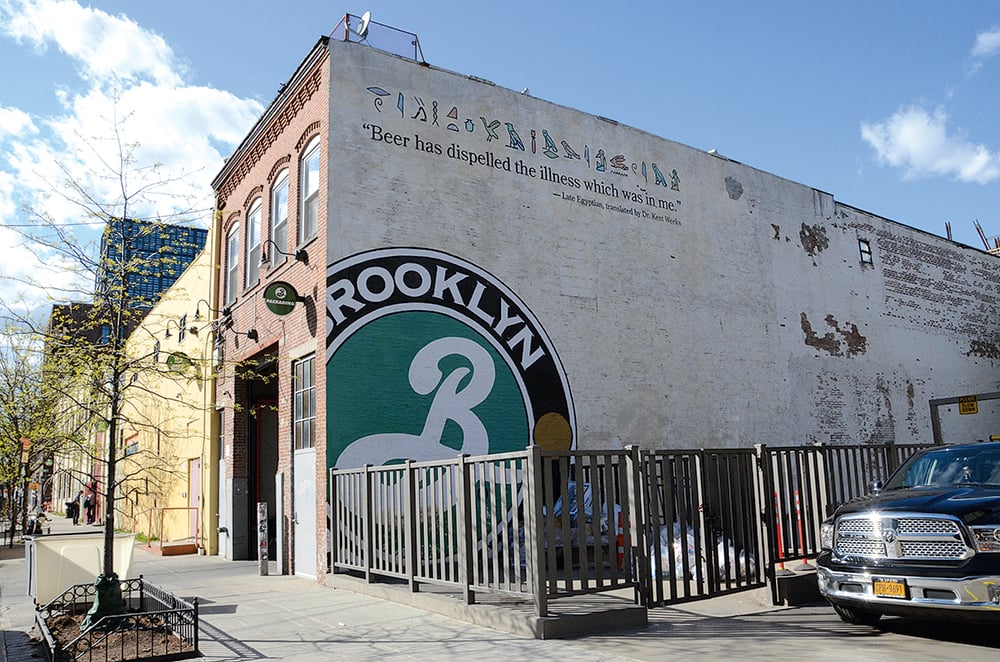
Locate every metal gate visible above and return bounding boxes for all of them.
[640,449,766,605]
[758,442,932,602]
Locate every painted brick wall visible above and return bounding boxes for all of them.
[325,39,1000,450]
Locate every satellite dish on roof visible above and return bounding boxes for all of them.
[356,11,371,39]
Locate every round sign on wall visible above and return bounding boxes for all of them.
[165,351,193,374]
[262,281,299,315]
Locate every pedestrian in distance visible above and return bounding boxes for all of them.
[71,490,82,525]
[83,488,95,525]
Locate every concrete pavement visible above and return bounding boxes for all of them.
[3,515,998,661]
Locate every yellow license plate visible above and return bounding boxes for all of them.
[873,578,908,599]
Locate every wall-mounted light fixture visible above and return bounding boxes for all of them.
[259,238,308,266]
[163,318,182,339]
[194,299,219,321]
[233,328,259,342]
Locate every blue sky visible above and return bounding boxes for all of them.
[2,0,1000,312]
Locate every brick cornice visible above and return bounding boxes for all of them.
[216,64,324,209]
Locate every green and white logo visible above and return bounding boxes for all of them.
[262,281,299,315]
[326,248,574,469]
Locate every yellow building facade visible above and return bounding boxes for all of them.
[120,233,219,554]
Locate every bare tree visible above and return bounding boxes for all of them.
[0,104,208,624]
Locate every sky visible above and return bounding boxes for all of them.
[2,0,1000,318]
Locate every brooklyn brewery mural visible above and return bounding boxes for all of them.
[326,248,576,470]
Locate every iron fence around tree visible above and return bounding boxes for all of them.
[35,575,199,662]
[329,441,935,614]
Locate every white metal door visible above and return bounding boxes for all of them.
[218,460,231,559]
[188,458,201,540]
[293,449,316,577]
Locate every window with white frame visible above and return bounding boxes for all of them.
[270,169,289,266]
[293,355,316,450]
[224,224,240,305]
[300,137,320,242]
[246,199,262,286]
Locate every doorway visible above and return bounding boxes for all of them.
[188,458,201,540]
[293,448,316,577]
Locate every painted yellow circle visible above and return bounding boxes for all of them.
[533,412,573,451]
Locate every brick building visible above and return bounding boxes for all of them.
[211,36,328,572]
[210,17,1000,577]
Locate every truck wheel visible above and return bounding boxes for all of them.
[833,604,881,626]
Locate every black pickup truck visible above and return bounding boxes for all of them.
[817,441,1000,625]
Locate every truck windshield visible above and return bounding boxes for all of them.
[885,446,1000,489]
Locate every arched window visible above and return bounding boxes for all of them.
[246,199,262,286]
[299,137,320,242]
[224,223,240,305]
[270,169,289,266]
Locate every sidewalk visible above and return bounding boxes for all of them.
[3,515,640,662]
[2,514,996,661]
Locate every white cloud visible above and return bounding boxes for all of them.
[0,104,37,140]
[972,28,1000,58]
[0,0,183,85]
[0,0,264,317]
[860,106,1000,185]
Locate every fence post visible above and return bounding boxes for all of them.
[751,444,776,576]
[363,464,374,583]
[139,574,146,612]
[756,444,783,604]
[403,460,417,592]
[813,442,830,519]
[193,597,200,654]
[525,445,547,617]
[625,444,649,606]
[456,454,475,604]
[328,468,338,573]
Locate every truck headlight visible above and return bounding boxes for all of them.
[970,526,1000,552]
[821,521,834,551]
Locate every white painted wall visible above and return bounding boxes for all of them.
[325,40,1000,449]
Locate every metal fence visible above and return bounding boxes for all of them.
[759,442,933,602]
[642,449,766,605]
[35,575,199,661]
[331,447,639,617]
[330,441,934,615]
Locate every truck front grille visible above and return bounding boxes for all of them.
[833,513,973,562]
